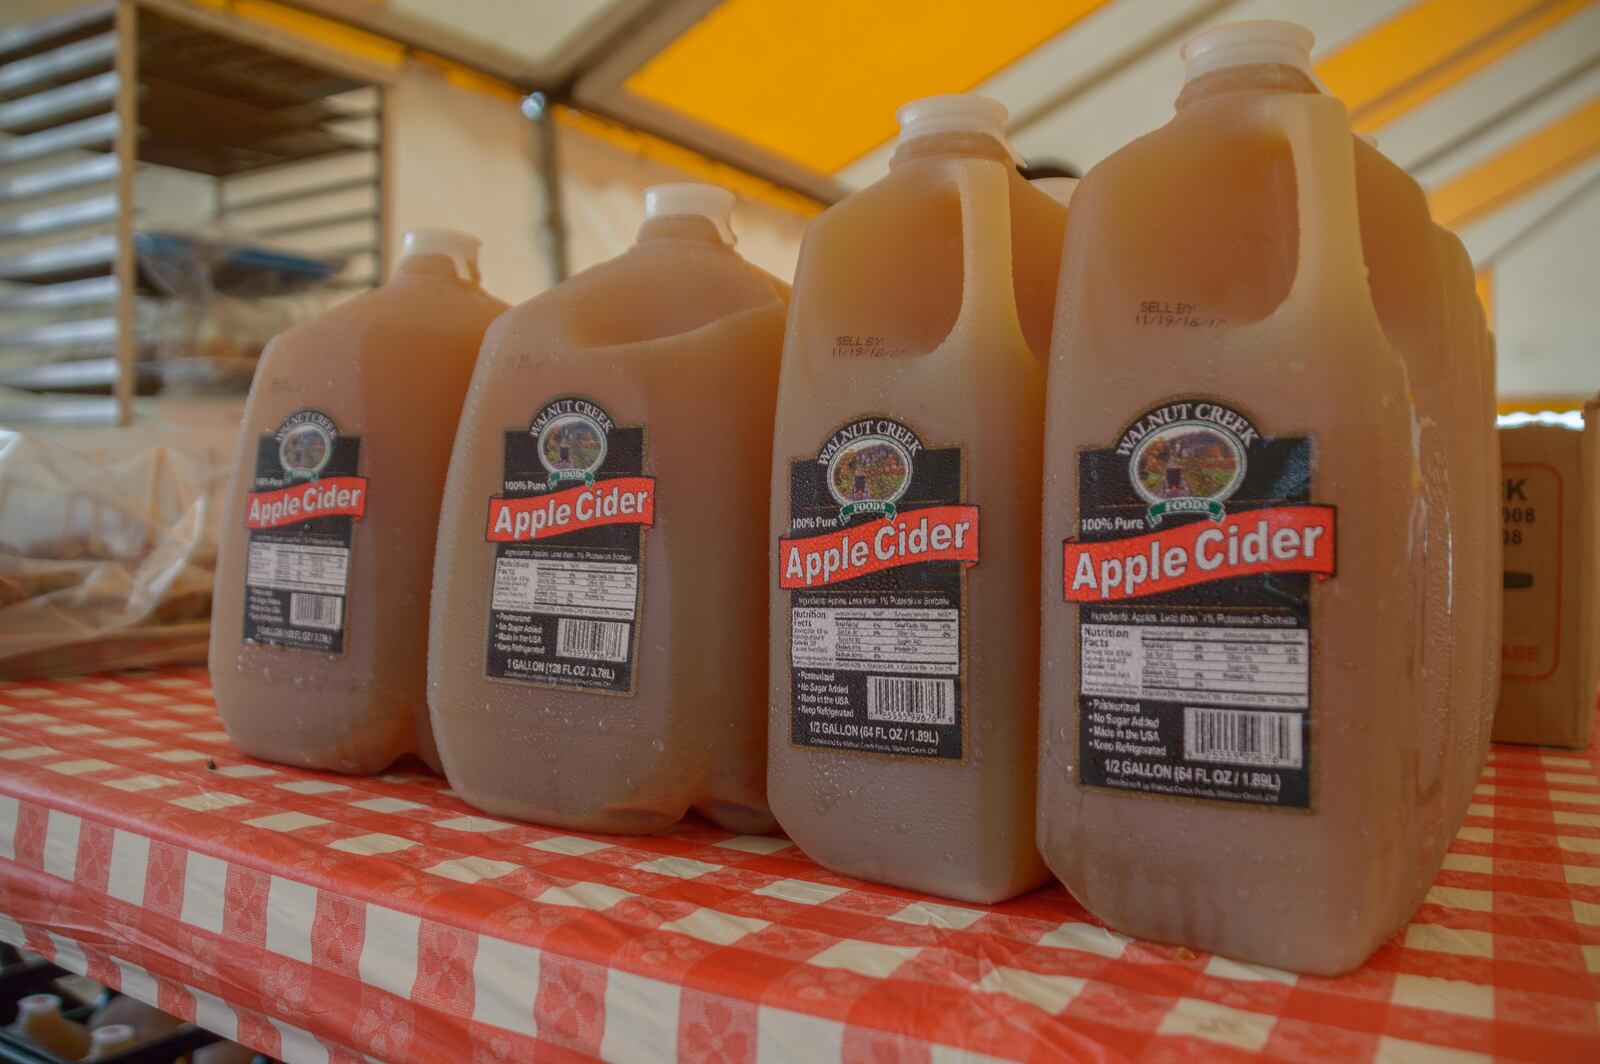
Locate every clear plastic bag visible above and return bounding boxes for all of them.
[135,231,344,393]
[0,428,229,678]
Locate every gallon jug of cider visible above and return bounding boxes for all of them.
[429,184,787,834]
[212,229,507,774]
[1039,21,1495,975]
[1378,176,1498,835]
[1327,123,1497,869]
[1347,129,1498,842]
[770,96,1065,903]
[84,1025,136,1062]
[6,995,90,1060]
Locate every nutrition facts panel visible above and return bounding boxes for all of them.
[791,607,959,675]
[492,558,637,620]
[246,541,349,594]
[1080,622,1308,709]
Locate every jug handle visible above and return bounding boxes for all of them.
[950,162,1032,361]
[1261,93,1385,347]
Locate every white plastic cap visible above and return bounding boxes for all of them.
[18,994,61,1015]
[1032,177,1078,207]
[644,183,737,245]
[401,227,481,281]
[1182,20,1317,82]
[897,94,1025,167]
[91,1025,135,1049]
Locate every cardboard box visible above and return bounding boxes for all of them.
[1494,396,1599,748]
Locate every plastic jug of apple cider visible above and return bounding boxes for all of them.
[1316,33,1505,868]
[1345,131,1498,843]
[211,229,507,774]
[428,184,788,834]
[769,96,1065,903]
[84,1024,136,1062]
[5,995,90,1060]
[1039,21,1495,975]
[1390,195,1498,834]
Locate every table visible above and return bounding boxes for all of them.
[0,667,1595,1063]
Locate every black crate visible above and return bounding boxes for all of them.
[0,944,267,1064]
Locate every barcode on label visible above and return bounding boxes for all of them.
[556,618,629,662]
[1184,707,1302,768]
[289,593,342,630]
[867,677,955,725]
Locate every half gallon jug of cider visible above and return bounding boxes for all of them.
[1039,21,1495,975]
[1347,134,1497,844]
[429,184,787,834]
[1373,163,1498,836]
[6,995,89,1061]
[212,229,506,774]
[770,96,1066,902]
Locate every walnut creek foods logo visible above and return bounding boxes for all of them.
[533,398,611,487]
[246,409,367,530]
[824,419,917,522]
[781,415,979,590]
[1119,401,1255,526]
[1064,399,1335,603]
[277,410,337,480]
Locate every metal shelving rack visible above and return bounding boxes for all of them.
[0,0,394,425]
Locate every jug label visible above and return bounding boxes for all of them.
[483,397,654,694]
[241,409,366,653]
[780,416,978,761]
[1064,399,1336,809]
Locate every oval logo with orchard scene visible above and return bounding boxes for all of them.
[1118,402,1258,525]
[827,434,912,521]
[276,411,336,480]
[537,411,608,486]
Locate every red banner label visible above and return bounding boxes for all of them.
[486,477,655,542]
[779,505,979,589]
[1064,504,1336,602]
[245,476,368,530]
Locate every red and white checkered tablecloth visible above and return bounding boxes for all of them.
[0,668,1594,1063]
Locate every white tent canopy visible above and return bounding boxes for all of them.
[5,0,1595,405]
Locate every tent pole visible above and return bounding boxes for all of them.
[530,95,569,284]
